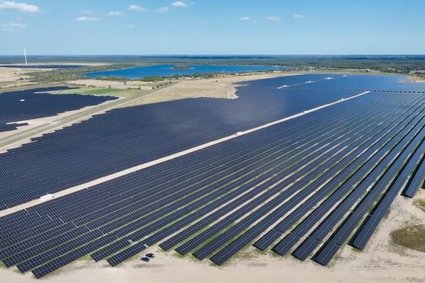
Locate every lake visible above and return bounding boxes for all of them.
[86,64,285,79]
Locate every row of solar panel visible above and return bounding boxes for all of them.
[0,90,424,278]
[0,102,372,246]
[2,74,423,208]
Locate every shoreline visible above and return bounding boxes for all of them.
[405,75,425,83]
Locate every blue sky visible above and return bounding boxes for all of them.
[0,0,424,55]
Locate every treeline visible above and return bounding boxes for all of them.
[27,64,133,83]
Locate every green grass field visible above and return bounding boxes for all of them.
[391,225,425,253]
[415,199,425,212]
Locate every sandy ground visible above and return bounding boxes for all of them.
[1,190,424,283]
[120,72,300,107]
[0,63,109,89]
[0,67,37,89]
[406,76,425,83]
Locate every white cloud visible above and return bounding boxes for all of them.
[293,14,304,19]
[157,6,170,13]
[0,1,39,13]
[171,1,188,8]
[127,24,135,28]
[109,11,124,16]
[239,16,250,21]
[265,16,280,21]
[75,16,101,22]
[129,4,147,12]
[198,21,207,25]
[0,21,26,31]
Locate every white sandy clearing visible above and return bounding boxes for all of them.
[119,71,302,107]
[0,67,36,89]
[406,76,425,83]
[1,190,424,283]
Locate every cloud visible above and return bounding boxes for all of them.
[0,1,39,13]
[239,16,250,21]
[0,21,26,31]
[293,14,304,19]
[157,6,170,13]
[171,1,188,8]
[127,24,135,28]
[129,4,147,12]
[265,16,280,21]
[81,10,92,15]
[75,16,101,22]
[109,11,124,16]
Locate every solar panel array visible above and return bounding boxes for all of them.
[0,75,424,279]
[0,87,116,133]
[0,74,390,209]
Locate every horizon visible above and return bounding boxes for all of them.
[1,54,425,57]
[1,0,425,55]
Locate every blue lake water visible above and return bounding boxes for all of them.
[86,64,285,79]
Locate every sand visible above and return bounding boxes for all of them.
[0,67,37,89]
[120,72,300,107]
[406,76,425,83]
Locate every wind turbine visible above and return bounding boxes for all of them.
[24,48,28,66]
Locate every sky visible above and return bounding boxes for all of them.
[0,0,424,55]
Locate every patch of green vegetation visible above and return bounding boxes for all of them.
[140,76,167,82]
[83,88,126,95]
[78,254,93,261]
[415,199,425,212]
[45,87,139,98]
[391,225,425,253]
